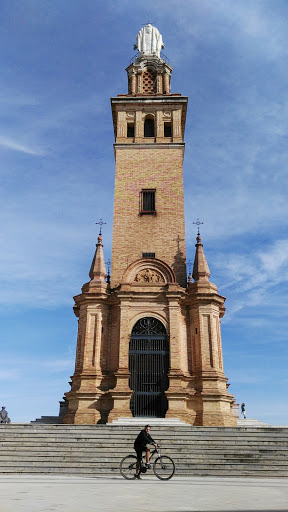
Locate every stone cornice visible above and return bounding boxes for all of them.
[114,142,185,150]
[111,96,188,105]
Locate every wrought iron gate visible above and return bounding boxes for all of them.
[129,317,169,417]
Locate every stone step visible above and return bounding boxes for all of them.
[111,417,189,426]
[1,441,286,449]
[1,438,288,446]
[3,468,288,481]
[1,430,287,440]
[1,443,287,453]
[32,416,62,424]
[2,424,288,433]
[2,425,288,435]
[2,438,286,444]
[0,424,287,477]
[0,464,287,473]
[237,418,271,427]
[0,457,287,466]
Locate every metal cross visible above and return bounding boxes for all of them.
[173,234,184,252]
[95,218,106,235]
[106,259,111,274]
[105,259,111,284]
[193,218,204,235]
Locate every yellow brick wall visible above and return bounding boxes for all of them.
[111,145,187,288]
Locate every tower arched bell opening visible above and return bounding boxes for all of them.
[129,317,169,418]
[144,116,155,137]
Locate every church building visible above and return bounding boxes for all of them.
[62,24,236,427]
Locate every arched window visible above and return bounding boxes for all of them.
[144,117,155,137]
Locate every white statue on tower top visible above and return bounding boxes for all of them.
[134,23,165,58]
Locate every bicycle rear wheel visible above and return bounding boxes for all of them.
[153,456,175,480]
[120,455,138,480]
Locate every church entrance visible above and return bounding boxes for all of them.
[129,317,169,417]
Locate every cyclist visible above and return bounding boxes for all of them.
[134,424,157,479]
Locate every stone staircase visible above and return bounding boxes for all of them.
[237,418,271,427]
[0,423,287,477]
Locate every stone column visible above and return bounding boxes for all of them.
[130,72,136,94]
[135,111,143,141]
[157,73,163,94]
[137,71,142,94]
[156,110,163,139]
[165,293,189,421]
[172,109,182,140]
[74,311,86,372]
[163,72,170,94]
[110,298,133,420]
[83,309,101,371]
[117,111,126,140]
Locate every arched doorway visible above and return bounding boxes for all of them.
[129,317,169,417]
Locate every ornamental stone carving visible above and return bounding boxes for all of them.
[134,268,165,283]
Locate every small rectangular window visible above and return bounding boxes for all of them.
[164,122,172,137]
[127,123,135,138]
[142,252,155,258]
[140,189,156,214]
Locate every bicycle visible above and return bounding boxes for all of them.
[120,445,175,480]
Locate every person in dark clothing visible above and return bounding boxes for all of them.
[241,403,246,419]
[134,425,157,479]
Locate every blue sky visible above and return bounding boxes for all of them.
[1,0,287,424]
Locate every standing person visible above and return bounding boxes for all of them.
[134,425,157,479]
[241,403,246,419]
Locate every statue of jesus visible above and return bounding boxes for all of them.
[134,23,165,58]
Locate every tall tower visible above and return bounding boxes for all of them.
[63,24,236,427]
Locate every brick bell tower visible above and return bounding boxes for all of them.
[62,24,236,426]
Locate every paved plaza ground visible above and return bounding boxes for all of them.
[0,475,287,512]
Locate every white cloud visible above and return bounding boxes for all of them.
[165,0,288,61]
[258,240,288,272]
[213,238,288,323]
[0,369,20,381]
[0,136,43,155]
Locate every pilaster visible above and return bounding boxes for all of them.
[109,297,133,420]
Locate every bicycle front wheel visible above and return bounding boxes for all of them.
[120,455,138,480]
[153,456,175,480]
